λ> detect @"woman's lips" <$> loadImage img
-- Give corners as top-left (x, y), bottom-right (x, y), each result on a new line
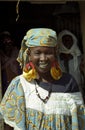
top-left (39, 63), bottom-right (49, 69)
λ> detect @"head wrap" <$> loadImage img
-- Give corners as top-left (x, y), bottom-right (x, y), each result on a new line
top-left (17, 28), bottom-right (57, 68)
top-left (57, 30), bottom-right (81, 71)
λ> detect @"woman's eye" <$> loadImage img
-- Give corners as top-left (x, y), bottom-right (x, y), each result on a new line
top-left (33, 51), bottom-right (40, 55)
top-left (46, 52), bottom-right (53, 55)
top-left (31, 50), bottom-right (54, 56)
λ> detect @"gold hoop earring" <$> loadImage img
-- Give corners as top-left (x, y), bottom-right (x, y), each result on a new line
top-left (23, 62), bottom-right (38, 81)
top-left (50, 61), bottom-right (62, 80)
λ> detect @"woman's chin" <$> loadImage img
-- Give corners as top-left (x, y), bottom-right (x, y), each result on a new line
top-left (38, 67), bottom-right (50, 74)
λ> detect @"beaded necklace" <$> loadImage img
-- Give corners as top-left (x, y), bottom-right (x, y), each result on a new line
top-left (35, 81), bottom-right (52, 104)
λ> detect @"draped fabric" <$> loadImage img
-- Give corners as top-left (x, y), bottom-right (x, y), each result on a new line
top-left (57, 30), bottom-right (83, 91)
top-left (57, 30), bottom-right (81, 71)
top-left (0, 75), bottom-right (85, 130)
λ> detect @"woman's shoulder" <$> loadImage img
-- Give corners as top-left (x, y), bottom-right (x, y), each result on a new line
top-left (10, 75), bottom-right (21, 84)
top-left (62, 72), bottom-right (78, 84)
top-left (5, 75), bottom-right (23, 94)
top-left (61, 72), bottom-right (79, 92)
top-left (61, 72), bottom-right (75, 81)
top-left (1, 75), bottom-right (24, 101)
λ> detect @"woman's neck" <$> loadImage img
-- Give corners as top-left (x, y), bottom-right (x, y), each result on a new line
top-left (38, 73), bottom-right (55, 83)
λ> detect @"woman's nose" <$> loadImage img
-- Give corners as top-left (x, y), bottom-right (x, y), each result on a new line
top-left (40, 53), bottom-right (47, 61)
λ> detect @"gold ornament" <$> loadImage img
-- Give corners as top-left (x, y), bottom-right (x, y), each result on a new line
top-left (50, 61), bottom-right (62, 80)
top-left (23, 62), bottom-right (38, 81)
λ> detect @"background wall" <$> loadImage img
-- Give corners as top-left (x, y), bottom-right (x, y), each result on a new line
top-left (0, 1), bottom-right (83, 52)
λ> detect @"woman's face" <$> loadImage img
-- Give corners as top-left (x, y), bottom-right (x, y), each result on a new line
top-left (29, 46), bottom-right (56, 74)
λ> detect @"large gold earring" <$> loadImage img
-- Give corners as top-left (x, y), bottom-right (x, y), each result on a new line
top-left (23, 62), bottom-right (38, 81)
top-left (50, 61), bottom-right (62, 80)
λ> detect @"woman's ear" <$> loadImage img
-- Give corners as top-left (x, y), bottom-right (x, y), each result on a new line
top-left (27, 48), bottom-right (31, 55)
top-left (27, 48), bottom-right (31, 61)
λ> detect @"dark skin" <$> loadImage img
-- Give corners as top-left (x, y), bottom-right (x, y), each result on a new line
top-left (2, 37), bottom-right (14, 57)
top-left (62, 34), bottom-right (73, 49)
top-left (29, 46), bottom-right (57, 83)
top-left (60, 35), bottom-right (73, 62)
top-left (60, 53), bottom-right (73, 61)
top-left (4, 123), bottom-right (13, 130)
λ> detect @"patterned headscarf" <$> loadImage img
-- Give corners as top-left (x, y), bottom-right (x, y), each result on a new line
top-left (17, 28), bottom-right (57, 68)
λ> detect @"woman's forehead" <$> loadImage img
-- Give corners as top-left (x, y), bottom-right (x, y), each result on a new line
top-left (30, 46), bottom-right (55, 50)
